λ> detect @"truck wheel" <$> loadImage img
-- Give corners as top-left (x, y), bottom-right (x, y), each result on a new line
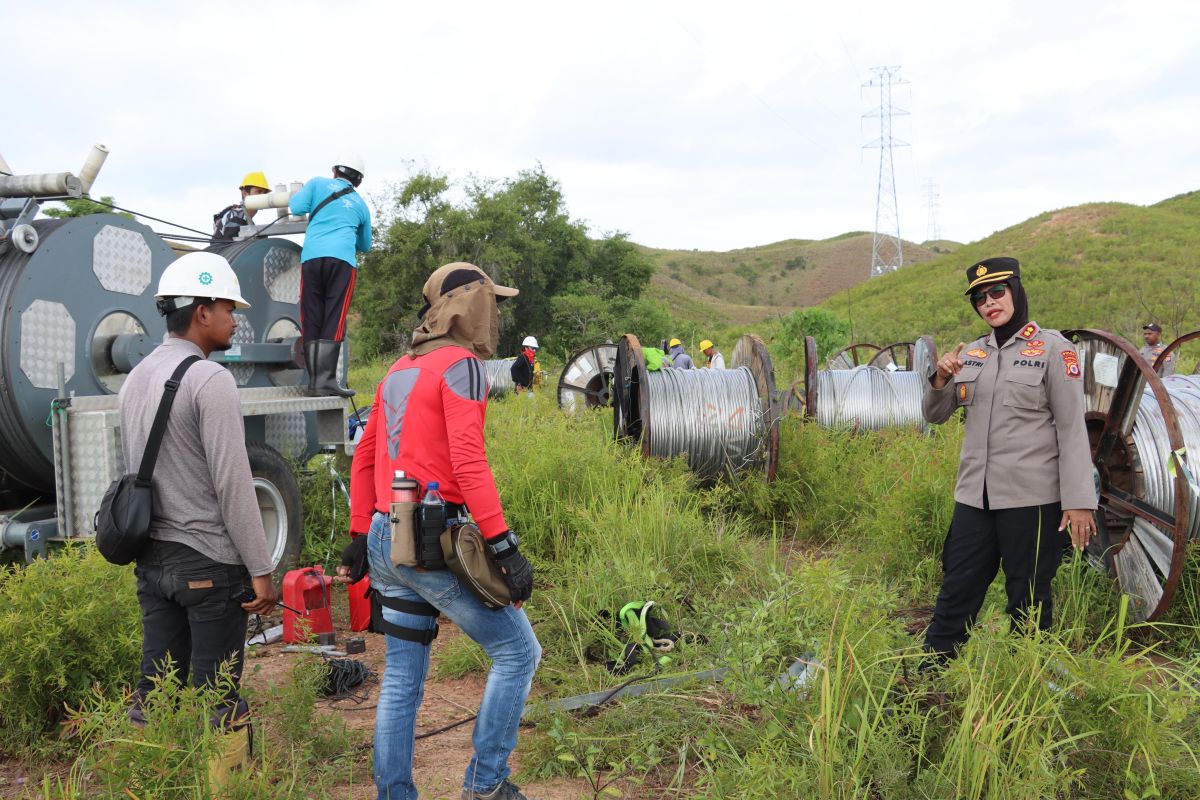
top-left (246, 442), bottom-right (303, 583)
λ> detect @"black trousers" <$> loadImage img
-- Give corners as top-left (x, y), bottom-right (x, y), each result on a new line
top-left (300, 256), bottom-right (357, 343)
top-left (133, 539), bottom-right (252, 704)
top-left (924, 501), bottom-right (1068, 658)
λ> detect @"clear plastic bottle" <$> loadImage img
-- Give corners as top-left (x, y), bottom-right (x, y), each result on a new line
top-left (419, 482), bottom-right (447, 569)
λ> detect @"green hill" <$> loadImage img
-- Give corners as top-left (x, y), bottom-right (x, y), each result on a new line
top-left (818, 192), bottom-right (1200, 353)
top-left (640, 233), bottom-right (949, 330)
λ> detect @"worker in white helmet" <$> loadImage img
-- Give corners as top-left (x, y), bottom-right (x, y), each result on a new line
top-left (120, 251), bottom-right (279, 785)
top-left (510, 335), bottom-right (540, 392)
top-left (212, 171), bottom-right (271, 241)
top-left (288, 156), bottom-right (373, 397)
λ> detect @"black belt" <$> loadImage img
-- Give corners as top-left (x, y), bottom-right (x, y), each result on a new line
top-left (371, 591), bottom-right (440, 645)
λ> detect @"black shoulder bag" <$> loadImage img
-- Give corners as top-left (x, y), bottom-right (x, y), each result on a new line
top-left (95, 355), bottom-right (201, 565)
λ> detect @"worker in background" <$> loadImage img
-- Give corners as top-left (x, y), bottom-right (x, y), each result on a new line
top-left (510, 335), bottom-right (540, 393)
top-left (341, 262), bottom-right (539, 800)
top-left (289, 156), bottom-right (372, 397)
top-left (921, 257), bottom-right (1096, 662)
top-left (699, 339), bottom-right (725, 369)
top-left (666, 338), bottom-right (694, 369)
top-left (1139, 323), bottom-right (1175, 377)
top-left (212, 171), bottom-right (271, 241)
top-left (121, 252), bottom-right (278, 782)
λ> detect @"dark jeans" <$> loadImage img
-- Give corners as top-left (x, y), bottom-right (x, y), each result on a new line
top-left (133, 539), bottom-right (252, 705)
top-left (300, 256), bottom-right (357, 343)
top-left (924, 501), bottom-right (1068, 658)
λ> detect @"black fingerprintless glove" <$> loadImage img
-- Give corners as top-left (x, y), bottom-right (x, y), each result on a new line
top-left (494, 548), bottom-right (533, 603)
top-left (341, 535), bottom-right (369, 583)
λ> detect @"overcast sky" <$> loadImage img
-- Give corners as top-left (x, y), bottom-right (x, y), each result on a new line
top-left (6, 0), bottom-right (1198, 253)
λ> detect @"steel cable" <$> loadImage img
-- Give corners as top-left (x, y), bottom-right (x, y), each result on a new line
top-left (485, 358), bottom-right (516, 398)
top-left (814, 366), bottom-right (928, 432)
top-left (642, 367), bottom-right (765, 479)
top-left (1132, 374), bottom-right (1200, 541)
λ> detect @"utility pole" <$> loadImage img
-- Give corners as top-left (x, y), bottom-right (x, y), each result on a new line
top-left (863, 66), bottom-right (908, 277)
top-left (924, 179), bottom-right (941, 243)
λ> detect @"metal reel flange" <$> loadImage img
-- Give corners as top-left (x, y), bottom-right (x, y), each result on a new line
top-left (1156, 329), bottom-right (1200, 374)
top-left (1067, 328), bottom-right (1189, 622)
top-left (803, 335), bottom-right (819, 420)
top-left (731, 333), bottom-right (781, 481)
top-left (558, 342), bottom-right (618, 413)
top-left (613, 334), bottom-right (648, 449)
top-left (868, 341), bottom-right (916, 371)
top-left (827, 342), bottom-right (882, 370)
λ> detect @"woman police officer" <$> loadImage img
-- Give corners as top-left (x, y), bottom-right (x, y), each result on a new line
top-left (921, 256), bottom-right (1097, 660)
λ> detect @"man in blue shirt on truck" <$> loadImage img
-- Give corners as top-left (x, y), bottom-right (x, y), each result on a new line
top-left (289, 156), bottom-right (372, 397)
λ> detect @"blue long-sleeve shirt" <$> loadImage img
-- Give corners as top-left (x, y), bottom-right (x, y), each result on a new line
top-left (289, 176), bottom-right (372, 267)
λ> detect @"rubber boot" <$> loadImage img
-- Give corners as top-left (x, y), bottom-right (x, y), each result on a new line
top-left (311, 340), bottom-right (355, 397)
top-left (208, 723), bottom-right (252, 794)
top-left (304, 339), bottom-right (319, 394)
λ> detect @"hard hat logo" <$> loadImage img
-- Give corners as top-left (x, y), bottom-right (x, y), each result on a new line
top-left (199, 272), bottom-right (213, 286)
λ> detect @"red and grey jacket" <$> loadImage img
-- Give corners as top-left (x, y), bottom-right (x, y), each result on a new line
top-left (349, 345), bottom-right (507, 537)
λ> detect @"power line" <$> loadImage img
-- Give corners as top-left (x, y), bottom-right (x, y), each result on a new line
top-left (862, 66), bottom-right (908, 278)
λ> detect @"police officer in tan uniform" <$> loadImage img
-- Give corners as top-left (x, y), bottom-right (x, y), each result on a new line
top-left (922, 256), bottom-right (1097, 659)
top-left (1139, 323), bottom-right (1175, 377)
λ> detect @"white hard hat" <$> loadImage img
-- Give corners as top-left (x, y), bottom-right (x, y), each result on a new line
top-left (334, 155), bottom-right (365, 177)
top-left (155, 251), bottom-right (250, 310)
top-left (522, 336), bottom-right (539, 349)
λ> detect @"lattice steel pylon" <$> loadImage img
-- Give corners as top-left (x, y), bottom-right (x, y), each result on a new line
top-left (924, 179), bottom-right (941, 243)
top-left (863, 66), bottom-right (909, 277)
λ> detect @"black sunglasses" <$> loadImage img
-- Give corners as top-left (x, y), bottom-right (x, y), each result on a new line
top-left (970, 284), bottom-right (1008, 306)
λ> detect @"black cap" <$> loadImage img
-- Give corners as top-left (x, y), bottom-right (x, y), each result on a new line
top-left (1143, 322), bottom-right (1162, 332)
top-left (964, 257), bottom-right (1021, 294)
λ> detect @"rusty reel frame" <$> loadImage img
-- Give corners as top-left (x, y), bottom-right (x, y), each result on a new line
top-left (868, 341), bottom-right (917, 371)
top-left (1156, 329), bottom-right (1200, 375)
top-left (557, 342), bottom-right (618, 413)
top-left (1068, 329), bottom-right (1189, 622)
top-left (826, 342), bottom-right (882, 370)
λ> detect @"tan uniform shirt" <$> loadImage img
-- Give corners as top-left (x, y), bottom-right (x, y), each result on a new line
top-left (923, 322), bottom-right (1097, 511)
top-left (1138, 343), bottom-right (1175, 377)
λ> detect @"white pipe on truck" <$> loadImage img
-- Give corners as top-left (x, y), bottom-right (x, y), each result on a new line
top-left (244, 189), bottom-right (295, 212)
top-left (0, 173), bottom-right (82, 198)
top-left (78, 144), bottom-right (109, 194)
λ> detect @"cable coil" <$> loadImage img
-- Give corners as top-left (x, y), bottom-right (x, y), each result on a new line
top-left (1132, 374), bottom-right (1200, 541)
top-left (614, 334), bottom-right (779, 481)
top-left (804, 336), bottom-right (936, 431)
top-left (484, 358), bottom-right (516, 398)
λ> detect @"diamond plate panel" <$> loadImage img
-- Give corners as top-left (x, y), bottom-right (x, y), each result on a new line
top-left (93, 225), bottom-right (152, 295)
top-left (263, 246), bottom-right (301, 303)
top-left (228, 314), bottom-right (256, 385)
top-left (265, 411), bottom-right (308, 458)
top-left (20, 300), bottom-right (75, 388)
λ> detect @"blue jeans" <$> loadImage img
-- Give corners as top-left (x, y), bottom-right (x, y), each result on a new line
top-left (367, 511), bottom-right (541, 799)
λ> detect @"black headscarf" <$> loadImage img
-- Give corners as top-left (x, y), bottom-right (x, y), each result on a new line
top-left (974, 277), bottom-right (1029, 347)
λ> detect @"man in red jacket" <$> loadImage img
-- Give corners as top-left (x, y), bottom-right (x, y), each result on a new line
top-left (340, 262), bottom-right (540, 800)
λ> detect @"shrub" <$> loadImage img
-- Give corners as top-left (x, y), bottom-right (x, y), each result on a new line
top-left (0, 545), bottom-right (140, 754)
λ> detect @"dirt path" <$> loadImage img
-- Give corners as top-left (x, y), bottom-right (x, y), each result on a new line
top-left (244, 615), bottom-right (616, 800)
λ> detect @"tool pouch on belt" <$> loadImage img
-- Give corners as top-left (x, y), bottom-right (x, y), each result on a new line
top-left (389, 502), bottom-right (419, 567)
top-left (441, 523), bottom-right (512, 609)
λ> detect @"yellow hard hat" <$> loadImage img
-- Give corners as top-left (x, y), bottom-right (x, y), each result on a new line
top-left (669, 338), bottom-right (682, 348)
top-left (240, 171), bottom-right (270, 191)
top-left (699, 339), bottom-right (714, 351)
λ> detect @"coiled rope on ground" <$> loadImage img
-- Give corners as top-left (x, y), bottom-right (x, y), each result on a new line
top-left (642, 366), bottom-right (765, 479)
top-left (1132, 374), bottom-right (1200, 541)
top-left (814, 367), bottom-right (929, 432)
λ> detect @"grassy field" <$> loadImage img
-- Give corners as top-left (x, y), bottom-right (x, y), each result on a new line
top-left (6, 356), bottom-right (1199, 798)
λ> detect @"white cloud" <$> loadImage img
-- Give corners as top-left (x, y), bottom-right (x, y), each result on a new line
top-left (5, 0), bottom-right (1200, 254)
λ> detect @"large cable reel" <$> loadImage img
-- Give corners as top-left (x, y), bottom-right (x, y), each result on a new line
top-left (558, 342), bottom-right (617, 413)
top-left (1068, 329), bottom-right (1191, 622)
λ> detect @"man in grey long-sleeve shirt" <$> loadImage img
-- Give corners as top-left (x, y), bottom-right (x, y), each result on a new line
top-left (119, 251), bottom-right (277, 728)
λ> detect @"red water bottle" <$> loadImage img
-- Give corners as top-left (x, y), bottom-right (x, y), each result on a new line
top-left (392, 470), bottom-right (418, 505)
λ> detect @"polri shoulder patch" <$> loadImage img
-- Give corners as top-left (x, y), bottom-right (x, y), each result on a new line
top-left (1061, 349), bottom-right (1081, 379)
top-left (1019, 323), bottom-right (1039, 340)
top-left (445, 356), bottom-right (487, 402)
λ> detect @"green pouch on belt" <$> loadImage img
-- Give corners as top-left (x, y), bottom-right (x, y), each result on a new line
top-left (441, 523), bottom-right (512, 609)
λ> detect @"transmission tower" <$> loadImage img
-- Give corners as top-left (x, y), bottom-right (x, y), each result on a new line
top-left (863, 66), bottom-right (908, 277)
top-left (924, 179), bottom-right (941, 243)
